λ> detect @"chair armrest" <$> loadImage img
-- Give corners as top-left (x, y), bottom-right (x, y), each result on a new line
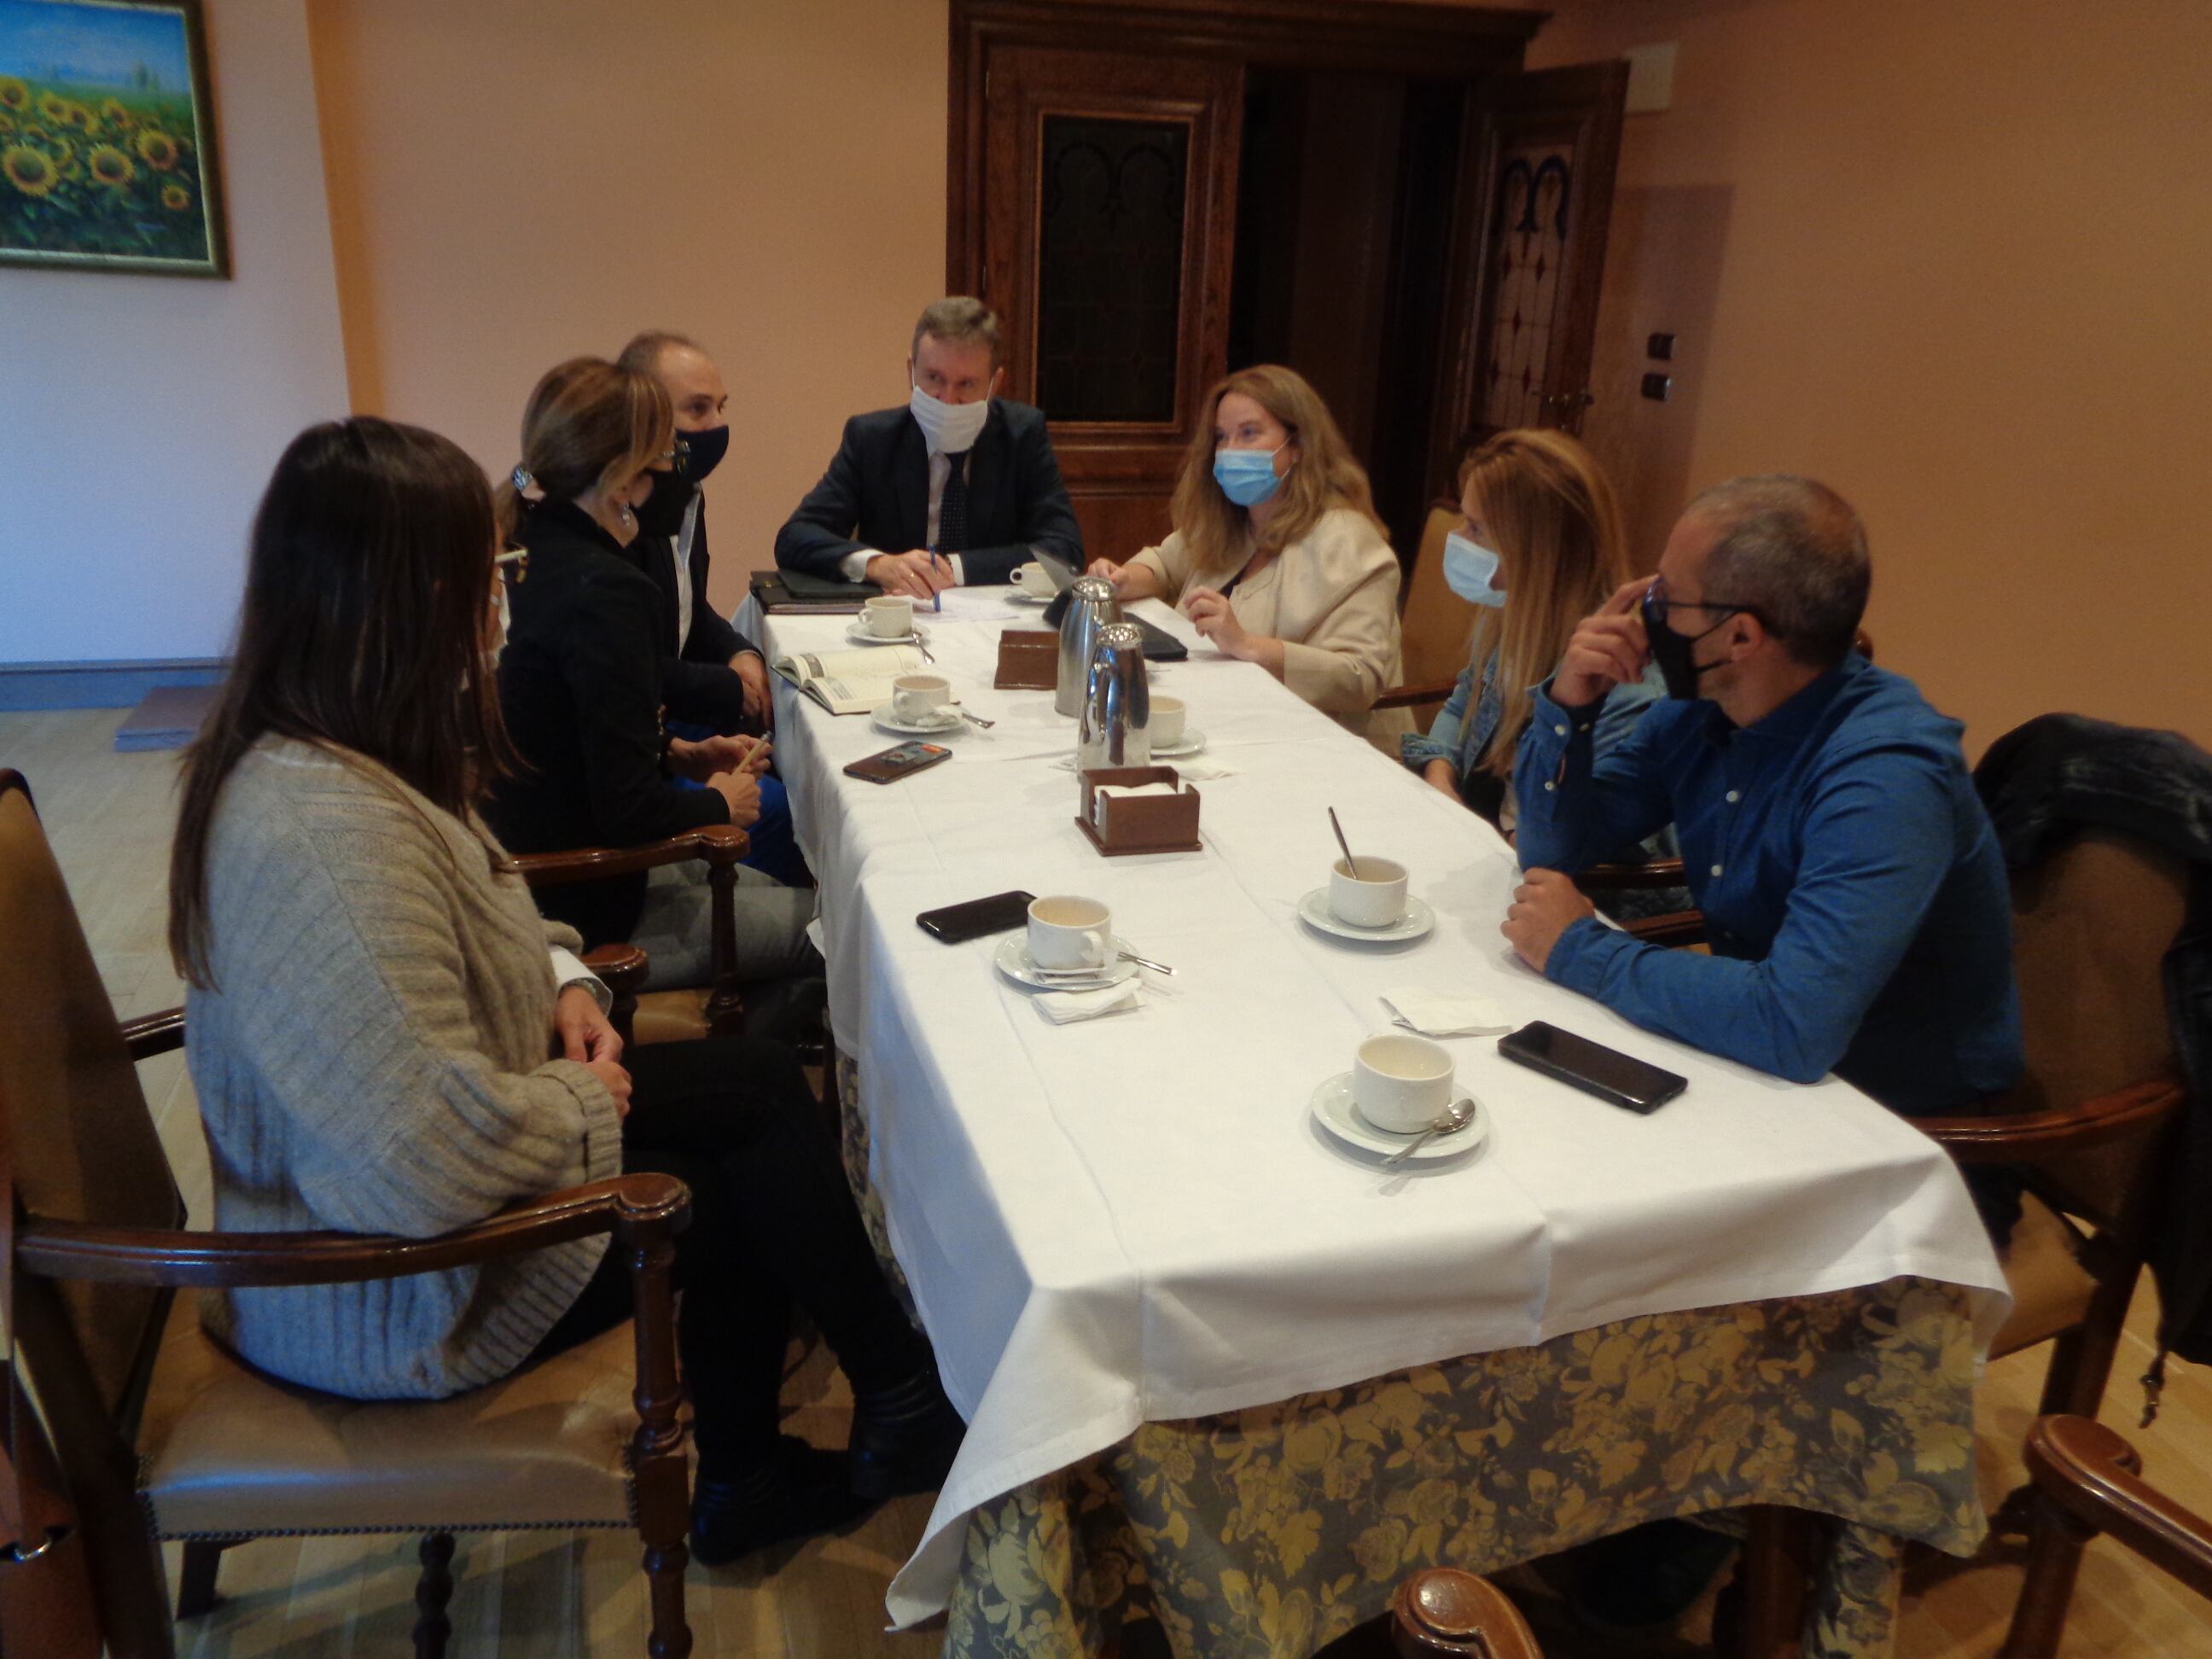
top-left (2024, 1415), bottom-right (2212, 1600)
top-left (513, 823), bottom-right (751, 889)
top-left (1620, 910), bottom-right (1708, 947)
top-left (1372, 679), bottom-right (1461, 713)
top-left (119, 1008), bottom-right (186, 1061)
top-left (1576, 857), bottom-right (1688, 892)
top-left (16, 1173), bottom-right (690, 1290)
top-left (1915, 1075), bottom-right (2185, 1164)
top-left (1388, 1566), bottom-right (1541, 1656)
top-left (580, 942), bottom-right (649, 998)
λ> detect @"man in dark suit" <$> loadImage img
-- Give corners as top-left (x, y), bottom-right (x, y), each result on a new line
top-left (619, 329), bottom-right (804, 885)
top-left (774, 296), bottom-right (1083, 596)
top-left (616, 329), bottom-right (771, 734)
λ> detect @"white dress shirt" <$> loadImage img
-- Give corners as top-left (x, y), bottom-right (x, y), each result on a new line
top-left (837, 445), bottom-right (971, 585)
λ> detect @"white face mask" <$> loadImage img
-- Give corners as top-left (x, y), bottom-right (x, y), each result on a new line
top-left (910, 382), bottom-right (991, 454)
top-left (1442, 532), bottom-right (1507, 608)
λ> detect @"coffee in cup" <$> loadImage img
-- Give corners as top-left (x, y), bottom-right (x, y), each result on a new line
top-left (1329, 855), bottom-right (1408, 928)
top-left (891, 673), bottom-right (952, 724)
top-left (1027, 895), bottom-right (1111, 972)
top-left (1352, 1033), bottom-right (1455, 1132)
top-left (1150, 695), bottom-right (1186, 747)
top-left (865, 593), bottom-right (915, 638)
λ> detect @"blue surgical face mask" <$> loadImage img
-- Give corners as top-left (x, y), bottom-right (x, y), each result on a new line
top-left (1213, 442), bottom-right (1288, 508)
top-left (1442, 532), bottom-right (1506, 608)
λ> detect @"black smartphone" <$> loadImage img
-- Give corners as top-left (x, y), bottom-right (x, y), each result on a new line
top-left (843, 742), bottom-right (953, 785)
top-left (917, 889), bottom-right (1037, 944)
top-left (1497, 1021), bottom-right (1688, 1115)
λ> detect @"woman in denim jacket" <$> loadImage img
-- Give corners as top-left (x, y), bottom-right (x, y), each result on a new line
top-left (1401, 431), bottom-right (1669, 858)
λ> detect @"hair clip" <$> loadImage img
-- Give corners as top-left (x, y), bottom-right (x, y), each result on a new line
top-left (510, 464), bottom-right (537, 493)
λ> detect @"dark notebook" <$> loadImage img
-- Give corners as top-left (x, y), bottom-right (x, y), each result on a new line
top-left (749, 569), bottom-right (885, 614)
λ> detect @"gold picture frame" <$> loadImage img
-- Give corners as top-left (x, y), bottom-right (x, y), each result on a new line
top-left (0, 0), bottom-right (229, 277)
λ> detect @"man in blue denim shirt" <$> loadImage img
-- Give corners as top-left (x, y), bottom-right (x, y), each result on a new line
top-left (1504, 475), bottom-right (2022, 1120)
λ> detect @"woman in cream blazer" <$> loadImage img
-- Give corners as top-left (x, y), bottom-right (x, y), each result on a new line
top-left (1091, 364), bottom-right (1405, 739)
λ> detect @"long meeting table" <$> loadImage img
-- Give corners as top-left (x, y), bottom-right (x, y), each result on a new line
top-left (736, 586), bottom-right (2011, 1655)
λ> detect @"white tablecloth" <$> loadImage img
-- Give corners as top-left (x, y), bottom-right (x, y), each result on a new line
top-left (736, 588), bottom-right (2011, 1627)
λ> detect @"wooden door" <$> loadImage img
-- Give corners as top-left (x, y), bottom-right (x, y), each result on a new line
top-left (1435, 62), bottom-right (1627, 481)
top-left (968, 45), bottom-right (1243, 563)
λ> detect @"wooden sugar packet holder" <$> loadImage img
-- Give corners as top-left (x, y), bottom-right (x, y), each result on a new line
top-left (995, 628), bottom-right (1058, 690)
top-left (1076, 765), bottom-right (1203, 857)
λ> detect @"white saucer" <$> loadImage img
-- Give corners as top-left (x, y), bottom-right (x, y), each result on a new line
top-left (993, 932), bottom-right (1138, 992)
top-left (844, 620), bottom-right (933, 648)
top-left (1310, 1074), bottom-right (1487, 1165)
top-left (1296, 889), bottom-right (1436, 944)
top-left (1150, 729), bottom-right (1207, 759)
top-left (872, 707), bottom-right (964, 737)
top-left (1007, 588), bottom-right (1053, 605)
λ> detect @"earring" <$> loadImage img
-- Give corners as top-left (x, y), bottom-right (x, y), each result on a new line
top-left (618, 505), bottom-right (637, 532)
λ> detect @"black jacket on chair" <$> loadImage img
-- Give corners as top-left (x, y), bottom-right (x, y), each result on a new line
top-left (626, 504), bottom-right (760, 736)
top-left (487, 500), bottom-right (728, 947)
top-left (772, 399), bottom-right (1083, 586)
top-left (1976, 713), bottom-right (2212, 1368)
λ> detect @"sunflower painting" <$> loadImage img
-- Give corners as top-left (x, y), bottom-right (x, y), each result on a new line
top-left (0, 0), bottom-right (226, 276)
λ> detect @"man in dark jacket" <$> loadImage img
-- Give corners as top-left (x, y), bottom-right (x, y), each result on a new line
top-left (619, 329), bottom-right (805, 885)
top-left (774, 296), bottom-right (1083, 596)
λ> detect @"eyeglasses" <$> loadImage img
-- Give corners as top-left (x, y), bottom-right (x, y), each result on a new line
top-left (1643, 574), bottom-right (1761, 631)
top-left (495, 548), bottom-right (528, 588)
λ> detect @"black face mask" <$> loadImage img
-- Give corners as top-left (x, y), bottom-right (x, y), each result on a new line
top-left (631, 469), bottom-right (694, 540)
top-left (1640, 590), bottom-right (1738, 701)
top-left (677, 422), bottom-right (730, 485)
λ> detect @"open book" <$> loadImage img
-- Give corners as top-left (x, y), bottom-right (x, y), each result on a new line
top-left (771, 645), bottom-right (928, 714)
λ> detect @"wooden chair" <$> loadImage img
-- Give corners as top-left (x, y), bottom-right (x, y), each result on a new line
top-left (0, 771), bottom-right (695, 1657)
top-left (1316, 1565), bottom-right (1544, 1656)
top-left (1377, 503), bottom-right (1476, 730)
top-left (1726, 826), bottom-right (2191, 1656)
top-left (514, 821), bottom-right (752, 1045)
top-left (1998, 1414), bottom-right (2212, 1657)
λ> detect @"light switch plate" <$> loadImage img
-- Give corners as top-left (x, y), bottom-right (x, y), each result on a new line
top-left (1625, 43), bottom-right (1676, 114)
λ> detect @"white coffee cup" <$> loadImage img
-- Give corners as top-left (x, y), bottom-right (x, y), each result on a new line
top-left (1027, 895), bottom-right (1111, 972)
top-left (1329, 855), bottom-right (1408, 928)
top-left (1150, 695), bottom-right (1186, 747)
top-left (891, 673), bottom-right (952, 723)
top-left (865, 593), bottom-right (915, 637)
top-left (1013, 562), bottom-right (1056, 598)
top-left (1352, 1033), bottom-right (1456, 1132)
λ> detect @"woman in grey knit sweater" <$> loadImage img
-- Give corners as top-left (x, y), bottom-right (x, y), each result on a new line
top-left (169, 417), bottom-right (961, 1566)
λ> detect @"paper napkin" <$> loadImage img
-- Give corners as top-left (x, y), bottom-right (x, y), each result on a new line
top-left (1035, 982), bottom-right (1144, 1024)
top-left (1380, 987), bottom-right (1513, 1038)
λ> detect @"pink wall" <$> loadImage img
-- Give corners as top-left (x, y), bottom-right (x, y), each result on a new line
top-left (307, 0), bottom-right (950, 617)
top-left (1527, 0), bottom-right (2212, 751)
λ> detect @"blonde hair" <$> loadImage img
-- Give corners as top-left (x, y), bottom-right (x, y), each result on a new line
top-left (1458, 428), bottom-right (1628, 778)
top-left (1171, 364), bottom-right (1382, 579)
top-left (495, 356), bottom-right (672, 541)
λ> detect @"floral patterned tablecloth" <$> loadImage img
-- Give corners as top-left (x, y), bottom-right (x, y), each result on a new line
top-left (835, 1057), bottom-right (1982, 1659)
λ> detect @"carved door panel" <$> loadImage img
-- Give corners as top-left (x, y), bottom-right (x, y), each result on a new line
top-left (1438, 61), bottom-right (1627, 474)
top-left (974, 47), bottom-right (1243, 562)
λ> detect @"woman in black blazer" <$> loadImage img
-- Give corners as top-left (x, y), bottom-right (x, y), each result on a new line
top-left (487, 358), bottom-right (814, 994)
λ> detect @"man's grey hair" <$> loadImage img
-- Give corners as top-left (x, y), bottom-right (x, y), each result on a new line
top-left (614, 330), bottom-right (701, 377)
top-left (1686, 474), bottom-right (1871, 667)
top-left (911, 296), bottom-right (1002, 368)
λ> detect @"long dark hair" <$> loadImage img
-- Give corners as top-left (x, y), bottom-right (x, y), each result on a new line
top-left (169, 416), bottom-right (515, 986)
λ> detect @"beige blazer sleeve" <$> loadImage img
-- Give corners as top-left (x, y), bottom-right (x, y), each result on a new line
top-left (1125, 529), bottom-right (1195, 603)
top-left (1260, 509), bottom-right (1404, 718)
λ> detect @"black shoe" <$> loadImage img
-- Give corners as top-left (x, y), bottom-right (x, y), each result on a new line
top-left (690, 1436), bottom-right (868, 1567)
top-left (849, 1362), bottom-right (966, 1501)
top-left (739, 974), bottom-right (829, 1050)
top-left (1564, 1518), bottom-right (1738, 1636)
